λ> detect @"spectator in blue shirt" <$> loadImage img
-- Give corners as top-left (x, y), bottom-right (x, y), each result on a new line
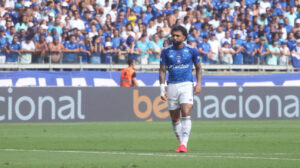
top-left (232, 38), bottom-right (244, 65)
top-left (245, 0), bottom-right (256, 8)
top-left (131, 0), bottom-right (143, 16)
top-left (112, 29), bottom-right (122, 50)
top-left (243, 35), bottom-right (257, 64)
top-left (192, 12), bottom-right (202, 30)
top-left (286, 32), bottom-right (296, 51)
top-left (198, 35), bottom-right (212, 64)
top-left (255, 37), bottom-right (269, 65)
top-left (103, 42), bottom-right (114, 64)
top-left (63, 35), bottom-right (80, 63)
top-left (188, 28), bottom-right (199, 44)
top-left (72, 28), bottom-right (84, 43)
top-left (199, 23), bottom-right (210, 40)
top-left (144, 5), bottom-right (154, 24)
top-left (114, 10), bottom-right (128, 31)
top-left (221, 7), bottom-right (234, 22)
top-left (234, 33), bottom-right (244, 46)
top-left (163, 2), bottom-right (173, 16)
top-left (0, 27), bottom-right (7, 63)
top-left (284, 17), bottom-right (293, 33)
top-left (248, 24), bottom-right (259, 39)
top-left (79, 34), bottom-right (91, 64)
top-left (126, 36), bottom-right (139, 61)
top-left (82, 11), bottom-right (92, 26)
top-left (279, 0), bottom-right (287, 9)
top-left (273, 2), bottom-right (283, 16)
top-left (6, 35), bottom-right (20, 63)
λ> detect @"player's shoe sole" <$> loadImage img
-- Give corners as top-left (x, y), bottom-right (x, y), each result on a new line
top-left (175, 144), bottom-right (187, 153)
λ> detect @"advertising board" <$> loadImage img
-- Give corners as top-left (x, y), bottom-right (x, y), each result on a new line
top-left (0, 87), bottom-right (299, 122)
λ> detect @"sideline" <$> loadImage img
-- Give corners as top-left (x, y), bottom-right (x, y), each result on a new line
top-left (0, 148), bottom-right (300, 161)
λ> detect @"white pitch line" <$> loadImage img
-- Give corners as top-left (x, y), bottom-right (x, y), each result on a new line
top-left (1, 149), bottom-right (300, 161)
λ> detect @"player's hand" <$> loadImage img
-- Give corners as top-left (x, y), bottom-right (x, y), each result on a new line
top-left (161, 91), bottom-right (168, 101)
top-left (194, 83), bottom-right (202, 94)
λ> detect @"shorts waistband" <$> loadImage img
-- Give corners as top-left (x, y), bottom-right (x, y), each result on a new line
top-left (168, 81), bottom-right (193, 86)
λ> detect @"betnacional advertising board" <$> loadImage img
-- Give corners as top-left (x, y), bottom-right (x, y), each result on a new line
top-left (0, 87), bottom-right (299, 122)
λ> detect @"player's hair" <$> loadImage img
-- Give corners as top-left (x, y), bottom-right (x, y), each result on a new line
top-left (171, 25), bottom-right (188, 39)
top-left (128, 59), bottom-right (135, 66)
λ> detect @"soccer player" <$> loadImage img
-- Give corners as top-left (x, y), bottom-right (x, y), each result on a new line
top-left (159, 25), bottom-right (202, 153)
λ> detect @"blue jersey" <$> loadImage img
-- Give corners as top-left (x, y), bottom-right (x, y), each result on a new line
top-left (112, 37), bottom-right (121, 49)
top-left (255, 43), bottom-right (268, 62)
top-left (7, 42), bottom-right (21, 62)
top-left (132, 6), bottom-right (143, 15)
top-left (243, 41), bottom-right (256, 64)
top-left (160, 44), bottom-right (201, 84)
top-left (63, 41), bottom-right (79, 63)
top-left (0, 36), bottom-right (7, 56)
top-left (102, 51), bottom-right (112, 64)
top-left (197, 42), bottom-right (211, 64)
top-left (287, 40), bottom-right (296, 51)
top-left (79, 43), bottom-right (90, 63)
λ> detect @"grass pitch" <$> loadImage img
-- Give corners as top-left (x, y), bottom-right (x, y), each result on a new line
top-left (0, 120), bottom-right (300, 168)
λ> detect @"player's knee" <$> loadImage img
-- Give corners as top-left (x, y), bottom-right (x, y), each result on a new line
top-left (169, 109), bottom-right (181, 122)
top-left (181, 104), bottom-right (193, 116)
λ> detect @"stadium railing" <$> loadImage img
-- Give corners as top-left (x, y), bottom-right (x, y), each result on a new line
top-left (1, 52), bottom-right (298, 72)
top-left (0, 62), bottom-right (298, 72)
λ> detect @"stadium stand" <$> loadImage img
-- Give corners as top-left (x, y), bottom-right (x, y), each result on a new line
top-left (0, 0), bottom-right (299, 71)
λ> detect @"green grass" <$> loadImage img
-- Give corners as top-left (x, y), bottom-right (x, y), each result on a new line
top-left (1, 121), bottom-right (300, 168)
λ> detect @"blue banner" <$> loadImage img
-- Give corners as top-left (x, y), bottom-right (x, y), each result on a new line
top-left (0, 70), bottom-right (300, 86)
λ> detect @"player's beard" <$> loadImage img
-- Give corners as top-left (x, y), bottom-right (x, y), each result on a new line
top-left (173, 41), bottom-right (182, 47)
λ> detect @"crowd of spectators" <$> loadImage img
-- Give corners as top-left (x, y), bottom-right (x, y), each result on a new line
top-left (0, 0), bottom-right (299, 67)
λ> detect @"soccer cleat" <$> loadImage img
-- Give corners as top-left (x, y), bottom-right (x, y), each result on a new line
top-left (175, 144), bottom-right (187, 153)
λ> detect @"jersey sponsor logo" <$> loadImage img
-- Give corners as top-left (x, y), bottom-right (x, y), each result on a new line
top-left (168, 64), bottom-right (189, 69)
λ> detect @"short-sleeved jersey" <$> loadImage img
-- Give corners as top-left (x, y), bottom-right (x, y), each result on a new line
top-left (197, 42), bottom-right (211, 64)
top-left (0, 36), bottom-right (7, 51)
top-left (79, 43), bottom-right (90, 63)
top-left (63, 41), bottom-right (79, 62)
top-left (243, 41), bottom-right (256, 64)
top-left (7, 42), bottom-right (21, 62)
top-left (160, 44), bottom-right (201, 84)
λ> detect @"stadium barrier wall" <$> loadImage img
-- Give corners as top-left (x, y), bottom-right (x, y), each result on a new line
top-left (0, 87), bottom-right (299, 122)
top-left (1, 70), bottom-right (300, 87)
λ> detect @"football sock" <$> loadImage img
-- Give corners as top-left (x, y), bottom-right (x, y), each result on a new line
top-left (181, 116), bottom-right (192, 147)
top-left (172, 121), bottom-right (182, 144)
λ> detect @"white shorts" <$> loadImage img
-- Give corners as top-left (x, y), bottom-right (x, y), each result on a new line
top-left (167, 82), bottom-right (194, 110)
